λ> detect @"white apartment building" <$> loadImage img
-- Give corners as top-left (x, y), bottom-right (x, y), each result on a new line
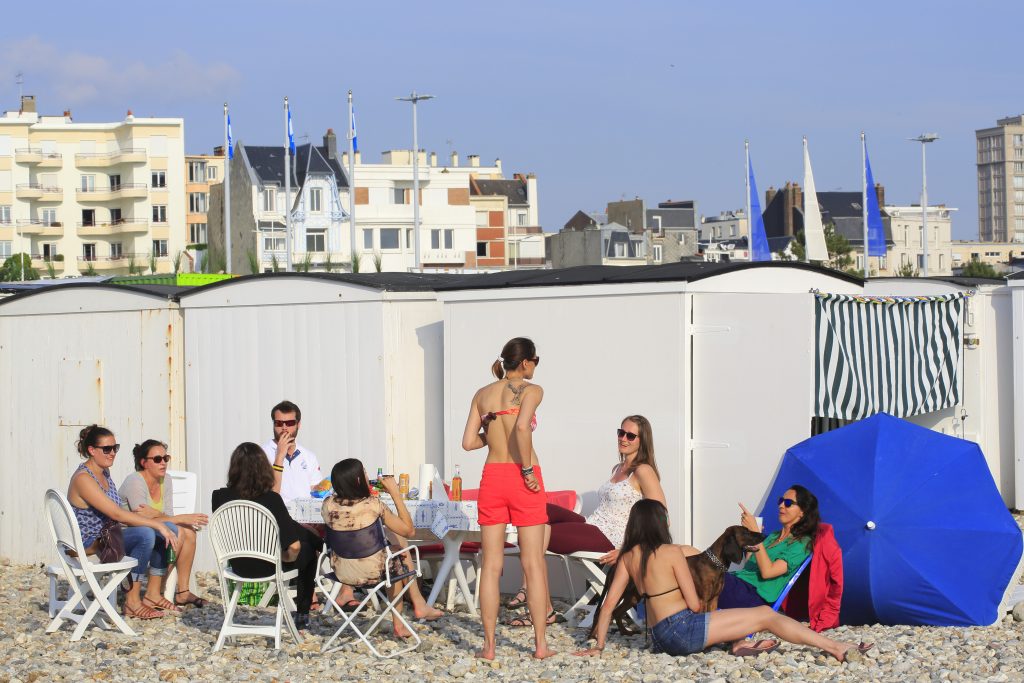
top-left (882, 204), bottom-right (955, 276)
top-left (0, 96), bottom-right (185, 277)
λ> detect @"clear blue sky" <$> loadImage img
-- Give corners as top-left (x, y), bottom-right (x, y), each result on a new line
top-left (2, 1), bottom-right (1017, 239)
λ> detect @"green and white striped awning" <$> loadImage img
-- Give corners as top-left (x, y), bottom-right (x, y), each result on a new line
top-left (813, 291), bottom-right (969, 420)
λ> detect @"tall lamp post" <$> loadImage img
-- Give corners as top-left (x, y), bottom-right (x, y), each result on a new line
top-left (910, 133), bottom-right (939, 276)
top-left (397, 91), bottom-right (434, 271)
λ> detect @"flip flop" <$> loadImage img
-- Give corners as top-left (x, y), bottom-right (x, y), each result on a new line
top-left (505, 588), bottom-right (528, 610)
top-left (124, 603), bottom-right (165, 620)
top-left (732, 639), bottom-right (780, 657)
top-left (507, 609), bottom-right (566, 627)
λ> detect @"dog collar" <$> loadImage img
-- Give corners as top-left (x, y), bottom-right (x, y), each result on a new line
top-left (703, 549), bottom-right (727, 571)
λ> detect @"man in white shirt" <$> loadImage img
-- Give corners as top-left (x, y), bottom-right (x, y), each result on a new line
top-left (261, 400), bottom-right (323, 504)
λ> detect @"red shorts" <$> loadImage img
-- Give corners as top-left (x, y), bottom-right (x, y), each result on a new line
top-left (477, 463), bottom-right (548, 527)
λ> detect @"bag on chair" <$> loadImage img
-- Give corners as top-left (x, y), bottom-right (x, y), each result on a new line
top-left (96, 519), bottom-right (133, 590)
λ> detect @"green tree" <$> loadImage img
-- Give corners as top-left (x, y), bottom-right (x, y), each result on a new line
top-left (84, 261), bottom-right (98, 276)
top-left (0, 254), bottom-right (40, 281)
top-left (270, 254), bottom-right (281, 273)
top-left (172, 251), bottom-right (183, 274)
top-left (323, 252), bottom-right (335, 273)
top-left (372, 251), bottom-right (383, 272)
top-left (246, 250), bottom-right (260, 274)
top-left (350, 252), bottom-right (362, 273)
top-left (895, 261), bottom-right (919, 278)
top-left (46, 261), bottom-right (57, 279)
top-left (960, 259), bottom-right (1001, 279)
top-left (128, 255), bottom-right (141, 275)
top-left (149, 253), bottom-right (158, 274)
top-left (788, 222), bottom-right (855, 273)
top-left (296, 251), bottom-right (313, 273)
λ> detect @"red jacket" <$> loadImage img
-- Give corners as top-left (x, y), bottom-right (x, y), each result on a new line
top-left (781, 522), bottom-right (843, 631)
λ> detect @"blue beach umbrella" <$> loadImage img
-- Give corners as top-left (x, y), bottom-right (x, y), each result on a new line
top-left (762, 413), bottom-right (1023, 626)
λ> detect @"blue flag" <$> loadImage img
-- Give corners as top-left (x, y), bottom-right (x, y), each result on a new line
top-left (287, 107), bottom-right (296, 154)
top-left (748, 156), bottom-right (771, 262)
top-left (864, 146), bottom-right (886, 257)
top-left (351, 106), bottom-right (358, 153)
top-left (227, 113), bottom-right (233, 160)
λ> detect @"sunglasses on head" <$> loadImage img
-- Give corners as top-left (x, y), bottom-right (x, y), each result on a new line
top-left (147, 455), bottom-right (172, 464)
top-left (274, 419), bottom-right (298, 428)
top-left (778, 497), bottom-right (798, 508)
top-left (616, 428), bottom-right (639, 442)
top-left (95, 444), bottom-right (121, 455)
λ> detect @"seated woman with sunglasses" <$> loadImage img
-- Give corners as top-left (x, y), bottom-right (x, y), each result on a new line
top-left (504, 415), bottom-right (666, 622)
top-left (576, 499), bottom-right (870, 661)
top-left (66, 425), bottom-right (181, 620)
top-left (118, 440), bottom-right (209, 612)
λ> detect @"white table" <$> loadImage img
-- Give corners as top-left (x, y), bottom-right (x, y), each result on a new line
top-left (287, 496), bottom-right (482, 616)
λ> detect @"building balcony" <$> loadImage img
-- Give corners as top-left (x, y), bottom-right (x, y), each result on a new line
top-left (74, 148), bottom-right (147, 167)
top-left (77, 218), bottom-right (150, 236)
top-left (77, 255), bottom-right (141, 271)
top-left (16, 183), bottom-right (63, 201)
top-left (421, 249), bottom-right (465, 264)
top-left (31, 255), bottom-right (65, 271)
top-left (15, 149), bottom-right (63, 167)
top-left (76, 183), bottom-right (148, 201)
top-left (16, 219), bottom-right (65, 237)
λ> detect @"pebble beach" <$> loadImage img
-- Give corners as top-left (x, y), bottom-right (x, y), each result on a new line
top-left (4, 514), bottom-right (1023, 683)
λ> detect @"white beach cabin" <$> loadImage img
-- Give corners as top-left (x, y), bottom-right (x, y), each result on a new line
top-left (1005, 272), bottom-right (1024, 509)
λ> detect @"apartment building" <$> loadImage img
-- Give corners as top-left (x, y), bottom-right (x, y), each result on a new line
top-left (882, 205), bottom-right (954, 276)
top-left (469, 174), bottom-right (543, 268)
top-left (0, 96), bottom-right (185, 277)
top-left (184, 149), bottom-right (225, 269)
top-left (950, 241), bottom-right (1023, 274)
top-left (976, 115), bottom-right (1024, 242)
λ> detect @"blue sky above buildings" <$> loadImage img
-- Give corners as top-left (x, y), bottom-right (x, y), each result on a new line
top-left (1, 1), bottom-right (1015, 238)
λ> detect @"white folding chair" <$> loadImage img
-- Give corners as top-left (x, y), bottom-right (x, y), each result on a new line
top-left (208, 500), bottom-right (302, 651)
top-left (319, 521), bottom-right (422, 659)
top-left (563, 551), bottom-right (611, 627)
top-left (43, 489), bottom-right (139, 641)
top-left (162, 470), bottom-right (198, 602)
top-left (313, 548), bottom-right (381, 615)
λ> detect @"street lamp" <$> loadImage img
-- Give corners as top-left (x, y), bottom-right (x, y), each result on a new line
top-left (397, 91), bottom-right (434, 271)
top-left (910, 133), bottom-right (939, 276)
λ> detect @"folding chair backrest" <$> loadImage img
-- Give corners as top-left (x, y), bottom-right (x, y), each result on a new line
top-left (325, 520), bottom-right (386, 560)
top-left (44, 489), bottom-right (85, 559)
top-left (167, 470), bottom-right (198, 517)
top-left (771, 553), bottom-right (813, 611)
top-left (209, 500), bottom-right (282, 567)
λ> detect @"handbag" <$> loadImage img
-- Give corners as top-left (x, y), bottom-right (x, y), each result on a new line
top-left (96, 519), bottom-right (133, 590)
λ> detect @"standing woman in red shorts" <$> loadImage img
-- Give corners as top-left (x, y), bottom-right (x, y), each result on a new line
top-left (462, 336), bottom-right (555, 661)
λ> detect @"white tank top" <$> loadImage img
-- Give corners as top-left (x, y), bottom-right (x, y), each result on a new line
top-left (586, 472), bottom-right (642, 547)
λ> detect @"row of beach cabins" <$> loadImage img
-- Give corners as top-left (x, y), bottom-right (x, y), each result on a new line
top-left (1, 261), bottom-right (1022, 587)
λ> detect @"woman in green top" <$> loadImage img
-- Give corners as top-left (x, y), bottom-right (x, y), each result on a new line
top-left (719, 484), bottom-right (818, 611)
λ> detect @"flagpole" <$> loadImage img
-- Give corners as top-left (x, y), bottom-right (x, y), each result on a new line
top-left (862, 132), bottom-right (869, 279)
top-left (347, 90), bottom-right (357, 270)
top-left (744, 140), bottom-right (751, 262)
top-left (803, 136), bottom-right (809, 264)
top-left (284, 96), bottom-right (292, 272)
top-left (223, 103), bottom-right (232, 274)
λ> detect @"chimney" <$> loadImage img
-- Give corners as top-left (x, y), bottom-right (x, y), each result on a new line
top-left (874, 183), bottom-right (885, 208)
top-left (765, 185), bottom-right (778, 208)
top-left (214, 145), bottom-right (225, 157)
top-left (430, 152), bottom-right (437, 167)
top-left (20, 95), bottom-right (36, 113)
top-left (341, 151), bottom-right (349, 166)
top-left (450, 151), bottom-right (459, 167)
top-left (323, 128), bottom-right (338, 159)
top-left (468, 154), bottom-right (480, 168)
top-left (354, 150), bottom-right (361, 164)
top-left (495, 158), bottom-right (501, 171)
top-left (63, 109), bottom-right (72, 120)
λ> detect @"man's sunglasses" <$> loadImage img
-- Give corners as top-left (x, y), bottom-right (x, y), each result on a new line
top-left (616, 429), bottom-right (639, 442)
top-left (147, 455), bottom-right (172, 464)
top-left (95, 444), bottom-right (121, 454)
top-left (778, 497), bottom-right (798, 508)
top-left (274, 419), bottom-right (299, 428)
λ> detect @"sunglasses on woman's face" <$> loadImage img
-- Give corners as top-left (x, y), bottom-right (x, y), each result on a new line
top-left (147, 455), bottom-right (172, 464)
top-left (616, 429), bottom-right (639, 442)
top-left (95, 444), bottom-right (120, 455)
top-left (778, 497), bottom-right (798, 508)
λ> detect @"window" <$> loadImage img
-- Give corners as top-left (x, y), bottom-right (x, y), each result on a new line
top-left (406, 228), bottom-right (413, 249)
top-left (653, 244), bottom-right (663, 262)
top-left (152, 205), bottom-right (167, 223)
top-left (475, 212), bottom-right (488, 227)
top-left (938, 254), bottom-right (944, 271)
top-left (42, 242), bottom-right (58, 260)
top-left (879, 256), bottom-right (887, 271)
top-left (189, 192), bottom-right (208, 213)
top-left (306, 231), bottom-right (325, 252)
top-left (392, 187), bottom-right (408, 205)
top-left (81, 209), bottom-right (95, 227)
top-left (151, 170), bottom-right (166, 188)
top-left (0, 241), bottom-right (10, 258)
top-left (380, 228), bottom-right (400, 249)
top-left (188, 161), bottom-right (207, 183)
top-left (108, 174), bottom-right (121, 190)
top-left (517, 212), bottom-right (527, 227)
top-left (917, 254), bottom-right (924, 269)
top-left (207, 166), bottom-right (218, 181)
top-left (614, 242), bottom-right (626, 257)
top-left (262, 188), bottom-right (276, 212)
top-left (189, 223), bottom-right (207, 244)
top-left (263, 235), bottom-right (285, 251)
top-left (80, 175), bottom-right (95, 191)
top-left (109, 208), bottom-right (122, 224)
top-left (431, 228), bottom-right (454, 250)
top-left (363, 229), bottom-right (373, 250)
top-left (83, 243), bottom-right (97, 261)
top-left (152, 239), bottom-right (168, 257)
top-left (476, 241), bottom-right (488, 257)
top-left (41, 208), bottom-right (57, 225)
top-left (0, 205), bottom-right (10, 224)
top-left (110, 242), bottom-right (123, 259)
top-left (309, 188), bottom-right (322, 213)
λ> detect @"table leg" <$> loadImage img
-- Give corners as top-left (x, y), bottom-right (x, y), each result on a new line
top-left (425, 532), bottom-right (477, 617)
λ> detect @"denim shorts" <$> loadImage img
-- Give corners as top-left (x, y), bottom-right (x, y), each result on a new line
top-left (650, 609), bottom-right (710, 656)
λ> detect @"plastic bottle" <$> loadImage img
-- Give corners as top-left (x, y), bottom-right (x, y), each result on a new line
top-left (451, 464), bottom-right (463, 502)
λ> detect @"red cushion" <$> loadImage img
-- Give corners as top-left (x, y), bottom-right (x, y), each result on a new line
top-left (545, 489), bottom-right (577, 511)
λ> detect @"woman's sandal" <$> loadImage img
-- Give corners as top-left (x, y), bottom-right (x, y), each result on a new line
top-left (732, 639), bottom-right (780, 657)
top-left (174, 590), bottom-right (207, 608)
top-left (507, 609), bottom-right (566, 627)
top-left (124, 603), bottom-right (165, 620)
top-left (505, 588), bottom-right (528, 610)
top-left (143, 596), bottom-right (181, 614)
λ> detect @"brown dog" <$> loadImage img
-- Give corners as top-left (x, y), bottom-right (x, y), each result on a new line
top-left (587, 525), bottom-right (765, 638)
